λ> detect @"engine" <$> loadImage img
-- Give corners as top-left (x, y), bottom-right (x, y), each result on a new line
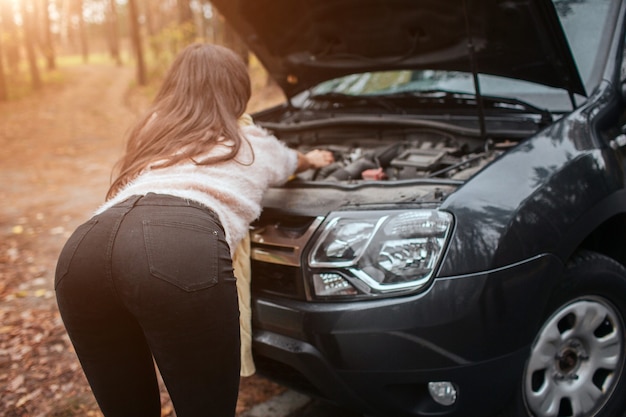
top-left (280, 129), bottom-right (503, 183)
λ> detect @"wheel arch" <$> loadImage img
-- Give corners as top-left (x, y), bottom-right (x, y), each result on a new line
top-left (504, 248), bottom-right (626, 417)
top-left (559, 189), bottom-right (626, 269)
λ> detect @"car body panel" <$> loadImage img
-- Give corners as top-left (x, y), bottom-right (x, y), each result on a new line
top-left (252, 254), bottom-right (562, 416)
top-left (440, 83), bottom-right (626, 275)
top-left (212, 0), bottom-right (626, 415)
top-left (212, 0), bottom-right (585, 97)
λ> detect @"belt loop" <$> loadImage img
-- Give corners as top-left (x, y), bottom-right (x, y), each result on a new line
top-left (116, 195), bottom-right (143, 210)
top-left (129, 195), bottom-right (143, 207)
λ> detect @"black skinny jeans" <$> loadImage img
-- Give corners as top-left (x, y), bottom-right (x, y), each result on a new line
top-left (55, 193), bottom-right (240, 417)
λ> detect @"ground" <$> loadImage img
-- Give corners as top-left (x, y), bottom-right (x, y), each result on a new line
top-left (0, 63), bottom-right (285, 417)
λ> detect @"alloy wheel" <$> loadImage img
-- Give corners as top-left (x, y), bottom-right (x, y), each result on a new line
top-left (524, 297), bottom-right (624, 417)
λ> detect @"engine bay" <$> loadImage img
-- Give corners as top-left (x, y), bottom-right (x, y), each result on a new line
top-left (272, 127), bottom-right (512, 183)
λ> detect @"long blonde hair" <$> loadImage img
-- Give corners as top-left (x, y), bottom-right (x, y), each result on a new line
top-left (106, 43), bottom-right (251, 200)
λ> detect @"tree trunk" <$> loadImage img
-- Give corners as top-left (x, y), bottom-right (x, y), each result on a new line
top-left (107, 0), bottom-right (122, 65)
top-left (21, 0), bottom-right (42, 90)
top-left (0, 1), bottom-right (20, 75)
top-left (128, 0), bottom-right (147, 86)
top-left (178, 0), bottom-right (196, 44)
top-left (142, 0), bottom-right (160, 61)
top-left (75, 0), bottom-right (89, 62)
top-left (41, 0), bottom-right (56, 70)
top-left (0, 30), bottom-right (8, 101)
top-left (142, 0), bottom-right (156, 37)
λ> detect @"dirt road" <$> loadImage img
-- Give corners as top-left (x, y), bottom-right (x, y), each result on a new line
top-left (0, 63), bottom-right (283, 416)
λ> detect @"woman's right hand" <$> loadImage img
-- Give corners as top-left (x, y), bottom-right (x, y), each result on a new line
top-left (295, 149), bottom-right (334, 173)
top-left (305, 149), bottom-right (334, 169)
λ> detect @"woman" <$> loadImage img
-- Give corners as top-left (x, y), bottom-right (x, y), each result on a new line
top-left (55, 43), bottom-right (333, 417)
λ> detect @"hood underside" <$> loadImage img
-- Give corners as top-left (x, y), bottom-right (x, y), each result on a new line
top-left (213, 0), bottom-right (585, 98)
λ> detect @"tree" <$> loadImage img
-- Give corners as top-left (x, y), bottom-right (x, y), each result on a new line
top-left (142, 0), bottom-right (164, 61)
top-left (0, 0), bottom-right (20, 75)
top-left (178, 0), bottom-right (196, 45)
top-left (106, 0), bottom-right (122, 65)
top-left (0, 26), bottom-right (7, 101)
top-left (58, 0), bottom-right (88, 61)
top-left (75, 0), bottom-right (89, 62)
top-left (21, 0), bottom-right (42, 90)
top-left (128, 0), bottom-right (147, 85)
top-left (40, 0), bottom-right (56, 70)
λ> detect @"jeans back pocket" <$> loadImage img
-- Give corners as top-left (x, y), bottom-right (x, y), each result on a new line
top-left (143, 220), bottom-right (219, 291)
top-left (55, 218), bottom-right (99, 289)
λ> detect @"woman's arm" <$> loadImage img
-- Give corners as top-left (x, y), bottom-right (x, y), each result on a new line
top-left (296, 149), bottom-right (334, 173)
top-left (238, 113), bottom-right (334, 174)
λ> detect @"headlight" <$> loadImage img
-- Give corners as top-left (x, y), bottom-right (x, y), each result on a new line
top-left (309, 209), bottom-right (452, 298)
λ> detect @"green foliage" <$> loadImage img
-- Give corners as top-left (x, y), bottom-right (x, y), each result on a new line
top-left (147, 22), bottom-right (197, 80)
top-left (2, 67), bottom-right (62, 101)
top-left (1, 53), bottom-right (115, 101)
top-left (57, 53), bottom-right (112, 67)
top-left (249, 54), bottom-right (271, 90)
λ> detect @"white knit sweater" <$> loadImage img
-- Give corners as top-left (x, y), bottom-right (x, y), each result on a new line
top-left (96, 124), bottom-right (298, 256)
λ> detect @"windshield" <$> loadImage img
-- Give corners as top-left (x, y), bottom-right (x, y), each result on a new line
top-left (309, 0), bottom-right (615, 112)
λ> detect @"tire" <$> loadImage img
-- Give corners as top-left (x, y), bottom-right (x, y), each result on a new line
top-left (505, 250), bottom-right (626, 417)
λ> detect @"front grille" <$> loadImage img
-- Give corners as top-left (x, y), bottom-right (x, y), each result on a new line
top-left (249, 212), bottom-right (323, 300)
top-left (250, 260), bottom-right (305, 299)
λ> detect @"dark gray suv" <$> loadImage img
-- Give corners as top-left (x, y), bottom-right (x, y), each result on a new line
top-left (214, 0), bottom-right (626, 416)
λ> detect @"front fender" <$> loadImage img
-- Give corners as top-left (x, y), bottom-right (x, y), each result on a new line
top-left (439, 101), bottom-right (625, 277)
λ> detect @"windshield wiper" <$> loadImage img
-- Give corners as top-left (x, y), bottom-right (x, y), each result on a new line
top-left (309, 92), bottom-right (405, 113)
top-left (311, 89), bottom-right (553, 127)
top-left (387, 90), bottom-right (554, 125)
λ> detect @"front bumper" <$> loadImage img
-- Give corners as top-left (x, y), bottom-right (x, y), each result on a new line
top-left (251, 254), bottom-right (563, 417)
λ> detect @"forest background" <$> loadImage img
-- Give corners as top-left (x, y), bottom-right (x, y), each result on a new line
top-left (0, 0), bottom-right (275, 100)
top-left (0, 1), bottom-right (288, 416)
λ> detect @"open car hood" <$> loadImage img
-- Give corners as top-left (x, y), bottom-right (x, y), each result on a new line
top-left (212, 0), bottom-right (585, 98)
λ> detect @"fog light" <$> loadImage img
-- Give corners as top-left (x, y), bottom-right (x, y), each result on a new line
top-left (428, 381), bottom-right (457, 406)
top-left (312, 273), bottom-right (357, 297)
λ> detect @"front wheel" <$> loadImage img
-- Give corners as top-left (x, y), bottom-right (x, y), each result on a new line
top-left (507, 251), bottom-right (626, 417)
